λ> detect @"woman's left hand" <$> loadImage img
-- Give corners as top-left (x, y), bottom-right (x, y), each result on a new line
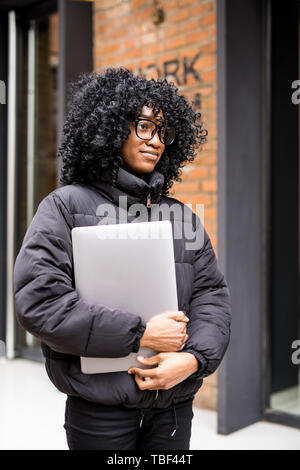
top-left (128, 352), bottom-right (199, 391)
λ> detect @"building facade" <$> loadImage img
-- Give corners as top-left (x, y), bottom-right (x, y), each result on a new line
top-left (0, 0), bottom-right (299, 434)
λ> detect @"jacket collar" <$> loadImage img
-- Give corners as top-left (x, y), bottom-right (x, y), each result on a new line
top-left (89, 166), bottom-right (165, 207)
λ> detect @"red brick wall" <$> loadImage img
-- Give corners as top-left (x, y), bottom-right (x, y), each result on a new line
top-left (93, 0), bottom-right (218, 411)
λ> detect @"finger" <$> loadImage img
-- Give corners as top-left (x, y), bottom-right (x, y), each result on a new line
top-left (134, 375), bottom-right (160, 391)
top-left (130, 354), bottom-right (164, 377)
top-left (175, 311), bottom-right (189, 322)
top-left (137, 355), bottom-right (160, 366)
top-left (128, 366), bottom-right (158, 378)
top-left (166, 311), bottom-right (189, 322)
top-left (179, 335), bottom-right (188, 351)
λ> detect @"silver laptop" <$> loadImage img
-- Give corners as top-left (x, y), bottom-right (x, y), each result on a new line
top-left (71, 221), bottom-right (178, 374)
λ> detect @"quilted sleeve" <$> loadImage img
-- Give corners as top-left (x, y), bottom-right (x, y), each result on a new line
top-left (13, 191), bottom-right (146, 357)
top-left (183, 213), bottom-right (232, 379)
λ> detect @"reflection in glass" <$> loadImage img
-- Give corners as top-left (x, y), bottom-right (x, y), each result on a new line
top-left (17, 13), bottom-right (58, 357)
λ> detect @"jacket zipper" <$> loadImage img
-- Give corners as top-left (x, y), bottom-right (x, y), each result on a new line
top-left (146, 192), bottom-right (151, 209)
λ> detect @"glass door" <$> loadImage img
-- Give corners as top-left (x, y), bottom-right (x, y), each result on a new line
top-left (15, 12), bottom-right (59, 360)
top-left (268, 0), bottom-right (300, 424)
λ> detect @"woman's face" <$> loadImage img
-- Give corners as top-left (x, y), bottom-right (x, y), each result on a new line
top-left (121, 105), bottom-right (165, 179)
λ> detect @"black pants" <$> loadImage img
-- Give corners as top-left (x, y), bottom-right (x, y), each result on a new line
top-left (64, 395), bottom-right (194, 450)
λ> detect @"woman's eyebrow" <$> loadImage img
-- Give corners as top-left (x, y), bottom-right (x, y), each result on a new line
top-left (138, 114), bottom-right (165, 122)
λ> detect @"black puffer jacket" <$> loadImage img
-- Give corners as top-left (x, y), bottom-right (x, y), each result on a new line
top-left (14, 167), bottom-right (231, 409)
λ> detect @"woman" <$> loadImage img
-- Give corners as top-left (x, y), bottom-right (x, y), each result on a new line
top-left (14, 68), bottom-right (231, 450)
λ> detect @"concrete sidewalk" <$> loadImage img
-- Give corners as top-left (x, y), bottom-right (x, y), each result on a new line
top-left (0, 358), bottom-right (299, 450)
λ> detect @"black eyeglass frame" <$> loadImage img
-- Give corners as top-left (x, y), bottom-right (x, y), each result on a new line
top-left (134, 118), bottom-right (176, 146)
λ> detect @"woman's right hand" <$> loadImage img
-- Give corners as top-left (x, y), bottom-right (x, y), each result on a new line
top-left (139, 311), bottom-right (189, 352)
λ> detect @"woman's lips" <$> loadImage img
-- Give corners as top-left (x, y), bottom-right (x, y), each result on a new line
top-left (140, 151), bottom-right (158, 161)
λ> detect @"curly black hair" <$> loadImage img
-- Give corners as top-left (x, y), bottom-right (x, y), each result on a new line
top-left (58, 67), bottom-right (207, 196)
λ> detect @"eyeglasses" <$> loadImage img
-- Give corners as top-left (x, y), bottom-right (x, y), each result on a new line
top-left (134, 118), bottom-right (176, 146)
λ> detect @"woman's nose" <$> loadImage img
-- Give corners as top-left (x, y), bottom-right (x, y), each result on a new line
top-left (148, 129), bottom-right (163, 148)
